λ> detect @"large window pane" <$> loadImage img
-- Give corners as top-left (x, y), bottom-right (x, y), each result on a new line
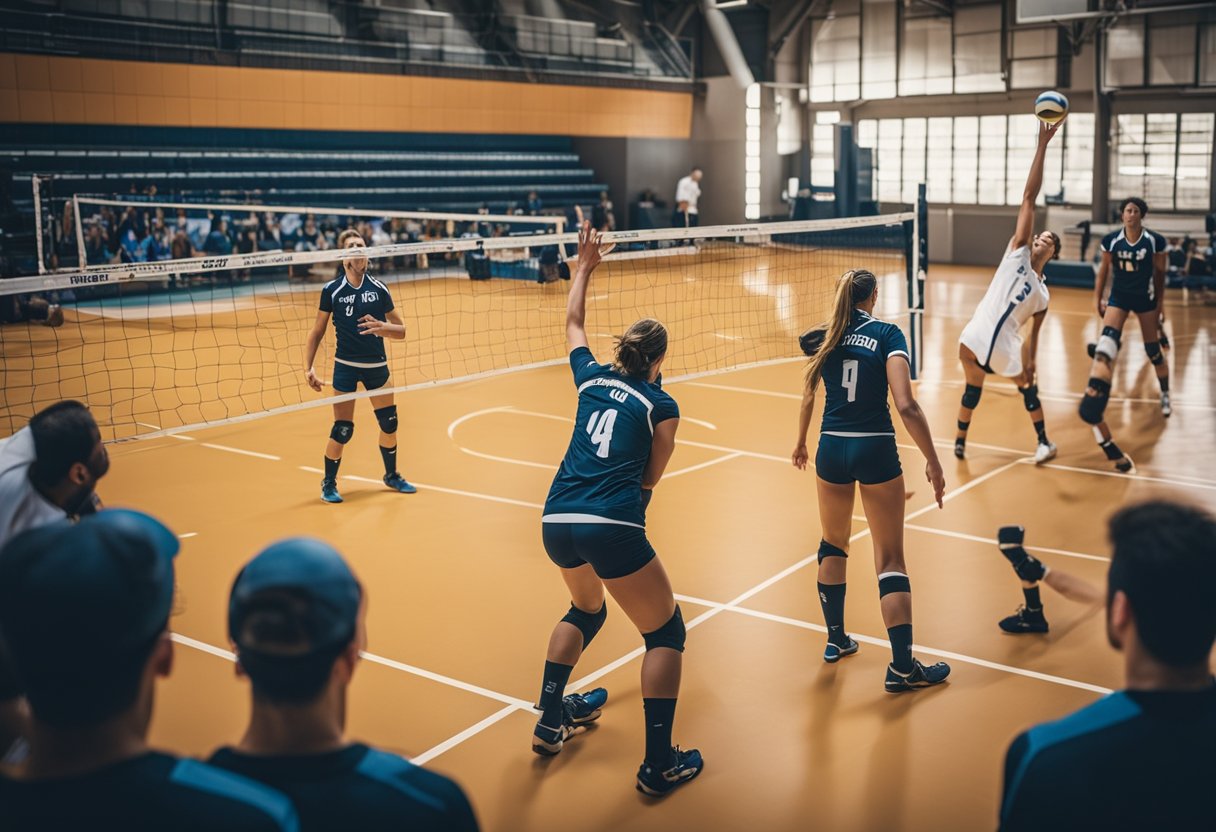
top-left (1149, 24), bottom-right (1196, 86)
top-left (902, 118), bottom-right (927, 203)
top-left (811, 122), bottom-right (836, 188)
top-left (953, 4), bottom-right (1004, 93)
top-left (810, 14), bottom-right (860, 102)
top-left (1202, 25), bottom-right (1216, 85)
top-left (1005, 114), bottom-right (1038, 205)
top-left (1062, 113), bottom-right (1095, 205)
top-left (861, 0), bottom-right (897, 100)
top-left (953, 117), bottom-right (979, 204)
top-left (1106, 20), bottom-right (1145, 88)
top-left (978, 115), bottom-right (1007, 205)
top-left (926, 117), bottom-right (954, 203)
top-left (900, 15), bottom-right (953, 96)
top-left (876, 118), bottom-right (904, 202)
top-left (1177, 113), bottom-right (1214, 210)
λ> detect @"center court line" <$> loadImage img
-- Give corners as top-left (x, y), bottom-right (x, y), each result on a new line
top-left (664, 452), bottom-right (743, 478)
top-left (902, 523), bottom-right (1109, 563)
top-left (199, 442), bottom-right (281, 461)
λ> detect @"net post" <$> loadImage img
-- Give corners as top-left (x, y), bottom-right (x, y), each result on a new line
top-left (907, 183), bottom-right (927, 380)
top-left (73, 196), bottom-right (87, 268)
top-left (32, 175), bottom-right (47, 274)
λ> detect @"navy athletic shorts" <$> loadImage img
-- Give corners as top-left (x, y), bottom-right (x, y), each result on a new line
top-left (542, 522), bottom-right (656, 580)
top-left (332, 362), bottom-right (390, 393)
top-left (815, 434), bottom-right (903, 485)
top-left (1107, 287), bottom-right (1156, 314)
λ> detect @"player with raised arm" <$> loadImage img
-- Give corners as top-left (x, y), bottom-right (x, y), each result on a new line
top-left (955, 120), bottom-right (1064, 464)
top-left (792, 268), bottom-right (951, 692)
top-left (1077, 197), bottom-right (1169, 474)
top-left (303, 229), bottom-right (415, 503)
top-left (531, 221), bottom-right (702, 797)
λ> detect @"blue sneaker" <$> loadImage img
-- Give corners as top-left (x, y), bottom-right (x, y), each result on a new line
top-left (884, 658), bottom-right (951, 693)
top-left (321, 479), bottom-right (342, 503)
top-left (636, 746), bottom-right (703, 797)
top-left (531, 688), bottom-right (607, 756)
top-left (823, 636), bottom-right (859, 664)
top-left (383, 472), bottom-right (417, 494)
top-left (564, 687), bottom-right (608, 725)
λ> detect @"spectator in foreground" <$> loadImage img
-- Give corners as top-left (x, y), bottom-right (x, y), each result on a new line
top-left (999, 500), bottom-right (1216, 831)
top-left (209, 538), bottom-right (479, 832)
top-left (0, 510), bottom-right (298, 831)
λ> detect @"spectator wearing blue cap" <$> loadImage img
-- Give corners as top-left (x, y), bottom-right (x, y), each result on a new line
top-left (209, 538), bottom-right (479, 832)
top-left (0, 510), bottom-right (299, 832)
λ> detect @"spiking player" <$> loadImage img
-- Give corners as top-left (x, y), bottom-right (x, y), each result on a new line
top-left (531, 221), bottom-right (702, 797)
top-left (955, 119), bottom-right (1063, 465)
top-left (303, 229), bottom-right (415, 502)
top-left (792, 268), bottom-right (951, 692)
top-left (1077, 197), bottom-right (1169, 473)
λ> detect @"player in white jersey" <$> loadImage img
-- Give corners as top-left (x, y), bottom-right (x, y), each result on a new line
top-left (955, 119), bottom-right (1063, 464)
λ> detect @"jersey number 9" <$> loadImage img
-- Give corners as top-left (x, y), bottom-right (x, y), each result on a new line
top-left (587, 409), bottom-right (618, 458)
top-left (842, 359), bottom-right (859, 403)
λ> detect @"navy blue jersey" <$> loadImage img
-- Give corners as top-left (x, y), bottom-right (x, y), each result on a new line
top-left (0, 752), bottom-right (298, 832)
top-left (319, 274), bottom-right (395, 366)
top-left (1101, 227), bottom-right (1166, 295)
top-left (209, 744), bottom-right (478, 832)
top-left (819, 310), bottom-right (909, 436)
top-left (1000, 684), bottom-right (1216, 831)
top-left (543, 347), bottom-right (679, 527)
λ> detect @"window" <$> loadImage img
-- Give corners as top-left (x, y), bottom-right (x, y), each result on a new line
top-left (1111, 112), bottom-right (1215, 212)
top-left (861, 0), bottom-right (897, 100)
top-left (978, 115), bottom-right (1007, 205)
top-left (925, 117), bottom-right (954, 203)
top-left (901, 118), bottom-right (927, 203)
top-left (1106, 19), bottom-right (1146, 88)
top-left (1062, 113), bottom-right (1095, 205)
top-left (953, 4), bottom-right (1004, 94)
top-left (899, 14), bottom-right (953, 96)
top-left (1203, 24), bottom-right (1216, 86)
top-left (1149, 20), bottom-right (1197, 86)
top-left (952, 117), bottom-right (979, 203)
top-left (810, 11), bottom-right (861, 103)
top-left (1010, 28), bottom-right (1057, 90)
top-left (1177, 113), bottom-right (1214, 210)
top-left (876, 118), bottom-right (903, 202)
top-left (776, 91), bottom-right (801, 156)
top-left (745, 83), bottom-right (762, 219)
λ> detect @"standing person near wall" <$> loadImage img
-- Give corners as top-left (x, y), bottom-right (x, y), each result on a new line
top-left (672, 168), bottom-right (702, 228)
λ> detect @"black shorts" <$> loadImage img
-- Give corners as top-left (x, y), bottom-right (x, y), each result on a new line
top-left (542, 522), bottom-right (656, 580)
top-left (816, 434), bottom-right (903, 486)
top-left (1107, 287), bottom-right (1156, 314)
top-left (332, 362), bottom-right (389, 394)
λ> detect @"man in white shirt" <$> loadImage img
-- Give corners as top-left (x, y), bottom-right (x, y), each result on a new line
top-left (673, 167), bottom-right (703, 228)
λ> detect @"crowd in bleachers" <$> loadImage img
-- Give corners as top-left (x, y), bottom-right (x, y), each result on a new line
top-left (1165, 234), bottom-right (1215, 295)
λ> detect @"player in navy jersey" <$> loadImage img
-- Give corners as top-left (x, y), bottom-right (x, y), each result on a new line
top-left (303, 229), bottom-right (415, 502)
top-left (531, 222), bottom-right (702, 797)
top-left (792, 268), bottom-right (951, 692)
top-left (1078, 197), bottom-right (1170, 473)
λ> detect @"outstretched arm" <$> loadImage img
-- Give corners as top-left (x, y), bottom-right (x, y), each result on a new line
top-left (1094, 251), bottom-right (1112, 317)
top-left (792, 385), bottom-right (816, 470)
top-left (303, 309), bottom-right (330, 392)
top-left (1153, 250), bottom-right (1167, 319)
top-left (1010, 119), bottom-right (1065, 250)
top-left (888, 357), bottom-right (945, 507)
top-left (566, 221), bottom-right (612, 352)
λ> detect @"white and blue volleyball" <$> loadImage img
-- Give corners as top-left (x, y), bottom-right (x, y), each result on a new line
top-left (1034, 91), bottom-right (1069, 125)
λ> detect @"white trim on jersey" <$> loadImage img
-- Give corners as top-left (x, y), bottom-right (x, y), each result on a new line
top-left (327, 276), bottom-right (349, 303)
top-left (366, 275), bottom-right (390, 292)
top-left (887, 349), bottom-right (910, 361)
top-left (334, 357), bottom-right (388, 368)
top-left (576, 377), bottom-right (656, 433)
top-left (821, 431), bottom-right (896, 438)
top-left (541, 513), bottom-right (645, 528)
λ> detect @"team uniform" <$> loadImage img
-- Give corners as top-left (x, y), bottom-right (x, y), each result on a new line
top-left (1101, 227), bottom-right (1167, 314)
top-left (1000, 684), bottom-right (1215, 831)
top-left (209, 743), bottom-right (478, 832)
top-left (959, 245), bottom-right (1049, 377)
top-left (318, 274), bottom-right (394, 392)
top-left (815, 310), bottom-right (909, 485)
top-left (0, 752), bottom-right (298, 832)
top-left (541, 346), bottom-right (679, 579)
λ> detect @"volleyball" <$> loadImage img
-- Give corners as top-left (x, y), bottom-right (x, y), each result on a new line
top-left (1034, 90), bottom-right (1069, 124)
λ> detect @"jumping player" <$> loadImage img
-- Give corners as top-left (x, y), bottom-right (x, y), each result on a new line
top-left (792, 268), bottom-right (951, 692)
top-left (1077, 198), bottom-right (1169, 473)
top-left (303, 229), bottom-right (415, 503)
top-left (532, 221), bottom-right (702, 797)
top-left (955, 119), bottom-right (1063, 464)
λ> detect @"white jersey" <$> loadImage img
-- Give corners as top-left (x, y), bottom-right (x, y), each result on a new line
top-left (959, 245), bottom-right (1049, 377)
top-left (675, 175), bottom-right (701, 214)
top-left (0, 427), bottom-right (65, 549)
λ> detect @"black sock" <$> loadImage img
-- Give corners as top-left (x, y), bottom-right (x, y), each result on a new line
top-left (888, 623), bottom-right (913, 674)
top-left (324, 456), bottom-right (340, 483)
top-left (379, 444), bottom-right (397, 476)
top-left (1034, 421), bottom-right (1048, 444)
top-left (1159, 376), bottom-right (1169, 393)
top-left (643, 698), bottom-right (678, 769)
top-left (818, 582), bottom-right (848, 646)
top-left (1022, 586), bottom-right (1042, 611)
top-left (537, 661), bottom-right (574, 726)
top-left (1099, 438), bottom-right (1123, 461)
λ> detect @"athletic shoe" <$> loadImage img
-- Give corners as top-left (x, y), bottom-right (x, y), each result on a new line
top-left (636, 746), bottom-right (703, 797)
top-left (564, 688), bottom-right (608, 726)
top-left (1115, 453), bottom-right (1135, 474)
top-left (954, 439), bottom-right (966, 460)
top-left (1033, 441), bottom-right (1057, 465)
top-left (1086, 342), bottom-right (1097, 359)
top-left (532, 716), bottom-right (585, 757)
top-left (999, 605), bottom-right (1049, 634)
top-left (884, 658), bottom-right (951, 693)
top-left (824, 637), bottom-right (859, 664)
top-left (998, 526), bottom-right (1047, 582)
top-left (1161, 392), bottom-right (1172, 418)
top-left (383, 472), bottom-right (417, 494)
top-left (321, 479), bottom-right (342, 503)
top-left (531, 689), bottom-right (607, 756)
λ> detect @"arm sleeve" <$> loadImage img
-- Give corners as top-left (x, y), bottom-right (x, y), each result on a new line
top-left (382, 286), bottom-right (395, 314)
top-left (1100, 232), bottom-right (1115, 253)
top-left (1150, 231), bottom-right (1167, 253)
top-left (319, 285), bottom-right (332, 314)
top-left (569, 346), bottom-right (601, 386)
top-left (884, 325), bottom-right (911, 361)
top-left (652, 393), bottom-right (680, 425)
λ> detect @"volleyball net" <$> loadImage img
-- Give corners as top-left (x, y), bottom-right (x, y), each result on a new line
top-left (1, 211), bottom-right (920, 441)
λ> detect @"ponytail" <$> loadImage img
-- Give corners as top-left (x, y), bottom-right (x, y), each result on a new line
top-left (804, 269), bottom-right (877, 394)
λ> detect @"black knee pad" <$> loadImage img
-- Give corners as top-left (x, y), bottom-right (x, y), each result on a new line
top-left (330, 420), bottom-right (354, 444)
top-left (1078, 378), bottom-right (1110, 425)
top-left (961, 384), bottom-right (982, 409)
top-left (878, 572), bottom-right (911, 597)
top-left (1144, 341), bottom-right (1164, 366)
top-left (817, 539), bottom-right (848, 564)
top-left (1019, 383), bottom-right (1041, 413)
top-left (643, 605), bottom-right (686, 653)
top-left (374, 405), bottom-right (398, 434)
top-left (957, 420), bottom-right (970, 431)
top-left (561, 602), bottom-right (607, 649)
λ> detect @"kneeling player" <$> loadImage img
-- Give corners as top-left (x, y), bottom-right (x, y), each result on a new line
top-left (993, 525), bottom-right (1103, 634)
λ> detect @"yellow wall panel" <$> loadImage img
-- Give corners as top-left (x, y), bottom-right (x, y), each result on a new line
top-left (0, 89), bottom-right (20, 121)
top-left (0, 53), bottom-right (692, 138)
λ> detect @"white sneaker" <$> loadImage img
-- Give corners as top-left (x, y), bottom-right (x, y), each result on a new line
top-left (1161, 393), bottom-right (1172, 418)
top-left (1033, 441), bottom-right (1057, 465)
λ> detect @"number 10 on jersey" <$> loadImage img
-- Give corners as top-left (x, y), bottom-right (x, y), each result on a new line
top-left (587, 409), bottom-right (618, 458)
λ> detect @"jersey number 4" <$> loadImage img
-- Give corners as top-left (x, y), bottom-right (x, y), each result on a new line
top-left (586, 409), bottom-right (618, 458)
top-left (842, 359), bottom-right (859, 403)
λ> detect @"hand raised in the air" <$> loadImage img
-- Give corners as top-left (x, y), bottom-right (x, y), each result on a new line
top-left (1037, 116), bottom-right (1065, 146)
top-left (305, 367), bottom-right (324, 392)
top-left (792, 443), bottom-right (809, 471)
top-left (575, 220), bottom-right (614, 275)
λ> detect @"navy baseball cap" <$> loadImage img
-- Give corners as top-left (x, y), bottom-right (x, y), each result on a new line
top-left (0, 509), bottom-right (179, 675)
top-left (228, 538), bottom-right (362, 658)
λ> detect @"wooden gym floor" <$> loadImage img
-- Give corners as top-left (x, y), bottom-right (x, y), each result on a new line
top-left (3, 255), bottom-right (1214, 831)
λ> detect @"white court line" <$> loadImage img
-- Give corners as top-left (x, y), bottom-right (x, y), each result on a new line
top-left (902, 523), bottom-right (1110, 563)
top-left (916, 378), bottom-right (1215, 412)
top-left (665, 452), bottom-right (742, 479)
top-left (459, 447), bottom-right (557, 471)
top-left (339, 474), bottom-right (545, 510)
top-left (168, 434), bottom-right (195, 441)
top-left (686, 381), bottom-right (800, 400)
top-left (177, 532), bottom-right (198, 540)
top-left (713, 333), bottom-right (744, 341)
top-left (136, 421), bottom-right (161, 430)
top-left (681, 416), bottom-right (718, 430)
top-left (200, 442), bottom-right (280, 461)
top-left (360, 652), bottom-right (533, 710)
top-left (1021, 458), bottom-right (1216, 491)
top-left (411, 704), bottom-right (530, 766)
